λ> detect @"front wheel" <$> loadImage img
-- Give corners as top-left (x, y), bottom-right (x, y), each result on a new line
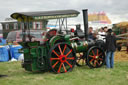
top-left (48, 43), bottom-right (76, 73)
top-left (86, 46), bottom-right (105, 68)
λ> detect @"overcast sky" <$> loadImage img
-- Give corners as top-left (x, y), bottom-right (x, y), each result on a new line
top-left (0, 0), bottom-right (128, 24)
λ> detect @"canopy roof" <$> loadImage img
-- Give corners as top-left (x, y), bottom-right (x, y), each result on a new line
top-left (11, 10), bottom-right (80, 21)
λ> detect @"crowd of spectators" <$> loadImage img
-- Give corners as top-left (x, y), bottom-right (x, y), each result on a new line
top-left (88, 26), bottom-right (108, 41)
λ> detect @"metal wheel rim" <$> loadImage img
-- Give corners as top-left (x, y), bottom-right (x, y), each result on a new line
top-left (49, 43), bottom-right (76, 73)
top-left (87, 46), bottom-right (105, 68)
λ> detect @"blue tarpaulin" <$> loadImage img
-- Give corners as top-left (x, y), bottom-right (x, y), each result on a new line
top-left (9, 45), bottom-right (22, 60)
top-left (0, 38), bottom-right (6, 45)
top-left (0, 46), bottom-right (9, 62)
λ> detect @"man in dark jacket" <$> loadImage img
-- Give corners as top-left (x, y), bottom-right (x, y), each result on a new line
top-left (105, 29), bottom-right (116, 68)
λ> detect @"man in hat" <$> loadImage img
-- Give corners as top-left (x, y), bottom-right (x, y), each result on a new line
top-left (105, 29), bottom-right (116, 68)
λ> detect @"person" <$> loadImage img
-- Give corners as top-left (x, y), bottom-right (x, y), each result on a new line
top-left (104, 26), bottom-right (108, 33)
top-left (97, 27), bottom-right (106, 41)
top-left (88, 27), bottom-right (95, 40)
top-left (105, 29), bottom-right (116, 68)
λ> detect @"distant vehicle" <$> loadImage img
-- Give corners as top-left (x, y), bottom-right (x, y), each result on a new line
top-left (112, 23), bottom-right (128, 51)
top-left (6, 30), bottom-right (45, 44)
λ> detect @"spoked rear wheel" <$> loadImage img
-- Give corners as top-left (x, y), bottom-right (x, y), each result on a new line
top-left (48, 43), bottom-right (76, 73)
top-left (87, 46), bottom-right (105, 68)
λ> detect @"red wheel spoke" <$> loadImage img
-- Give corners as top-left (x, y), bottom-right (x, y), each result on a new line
top-left (92, 50), bottom-right (96, 56)
top-left (89, 55), bottom-right (95, 58)
top-left (65, 49), bottom-right (72, 57)
top-left (98, 52), bottom-right (102, 56)
top-left (90, 58), bottom-right (94, 63)
top-left (52, 61), bottom-right (59, 68)
top-left (94, 60), bottom-right (97, 67)
top-left (50, 57), bottom-right (60, 60)
top-left (98, 58), bottom-right (103, 61)
top-left (66, 61), bottom-right (72, 68)
top-left (67, 57), bottom-right (75, 60)
top-left (96, 61), bottom-right (100, 66)
top-left (57, 63), bottom-right (62, 73)
top-left (58, 44), bottom-right (63, 55)
top-left (63, 44), bottom-right (67, 54)
top-left (62, 63), bottom-right (67, 72)
top-left (97, 49), bottom-right (98, 56)
top-left (52, 50), bottom-right (60, 57)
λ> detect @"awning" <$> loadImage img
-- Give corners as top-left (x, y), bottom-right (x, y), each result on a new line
top-left (11, 10), bottom-right (80, 22)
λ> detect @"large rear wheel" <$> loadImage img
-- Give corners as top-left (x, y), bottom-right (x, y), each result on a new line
top-left (48, 43), bottom-right (76, 73)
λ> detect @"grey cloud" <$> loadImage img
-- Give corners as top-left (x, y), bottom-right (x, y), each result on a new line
top-left (0, 0), bottom-right (127, 23)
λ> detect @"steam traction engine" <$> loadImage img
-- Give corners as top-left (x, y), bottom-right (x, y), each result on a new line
top-left (10, 9), bottom-right (105, 73)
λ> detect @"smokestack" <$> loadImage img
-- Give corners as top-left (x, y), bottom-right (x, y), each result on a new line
top-left (82, 9), bottom-right (88, 40)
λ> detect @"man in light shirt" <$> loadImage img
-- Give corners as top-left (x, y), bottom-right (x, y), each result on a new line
top-left (97, 27), bottom-right (106, 41)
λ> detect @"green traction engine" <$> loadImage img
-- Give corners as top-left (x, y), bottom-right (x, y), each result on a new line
top-left (10, 9), bottom-right (105, 73)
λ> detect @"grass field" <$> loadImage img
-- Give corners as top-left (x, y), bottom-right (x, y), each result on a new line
top-left (0, 61), bottom-right (128, 85)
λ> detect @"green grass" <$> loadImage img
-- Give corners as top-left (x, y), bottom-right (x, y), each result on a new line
top-left (0, 61), bottom-right (128, 85)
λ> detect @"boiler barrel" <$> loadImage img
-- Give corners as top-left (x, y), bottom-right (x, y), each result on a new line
top-left (71, 41), bottom-right (88, 52)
